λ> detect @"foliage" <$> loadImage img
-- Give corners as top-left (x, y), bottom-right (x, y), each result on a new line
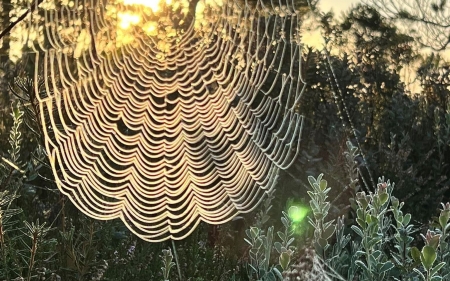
top-left (306, 171), bottom-right (450, 281)
top-left (243, 212), bottom-right (295, 281)
top-left (368, 0), bottom-right (450, 51)
top-left (293, 3), bottom-right (450, 226)
top-left (0, 105), bottom-right (56, 281)
top-left (0, 1), bottom-right (450, 281)
top-left (161, 248), bottom-right (176, 281)
top-left (300, 125), bottom-right (450, 281)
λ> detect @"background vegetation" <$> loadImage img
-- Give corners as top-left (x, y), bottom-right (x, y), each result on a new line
top-left (0, 0), bottom-right (449, 280)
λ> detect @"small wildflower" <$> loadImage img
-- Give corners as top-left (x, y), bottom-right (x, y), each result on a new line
top-left (422, 230), bottom-right (441, 249)
top-left (377, 182), bottom-right (388, 192)
top-left (376, 183), bottom-right (389, 205)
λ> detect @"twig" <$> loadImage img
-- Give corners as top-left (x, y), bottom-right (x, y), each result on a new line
top-left (0, 0), bottom-right (44, 41)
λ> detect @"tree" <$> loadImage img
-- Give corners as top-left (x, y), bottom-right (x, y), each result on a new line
top-left (293, 3), bottom-right (449, 224)
top-left (367, 0), bottom-right (450, 51)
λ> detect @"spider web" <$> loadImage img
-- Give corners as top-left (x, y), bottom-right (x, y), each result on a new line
top-left (28, 0), bottom-right (306, 241)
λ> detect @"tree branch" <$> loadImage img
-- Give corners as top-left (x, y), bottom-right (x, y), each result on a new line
top-left (0, 0), bottom-right (44, 41)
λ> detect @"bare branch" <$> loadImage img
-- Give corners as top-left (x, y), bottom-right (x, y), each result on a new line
top-left (0, 0), bottom-right (43, 41)
top-left (366, 0), bottom-right (450, 51)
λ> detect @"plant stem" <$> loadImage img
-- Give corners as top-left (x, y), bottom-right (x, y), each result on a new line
top-left (1, 225), bottom-right (10, 281)
top-left (171, 240), bottom-right (182, 281)
top-left (27, 232), bottom-right (38, 281)
top-left (362, 208), bottom-right (373, 281)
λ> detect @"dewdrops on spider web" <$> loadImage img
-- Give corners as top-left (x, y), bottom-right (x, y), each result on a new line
top-left (26, 0), bottom-right (306, 242)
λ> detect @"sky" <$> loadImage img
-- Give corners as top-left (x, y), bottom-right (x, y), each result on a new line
top-left (312, 0), bottom-right (449, 93)
top-left (301, 0), bottom-right (361, 50)
top-left (303, 0), bottom-right (421, 92)
top-left (320, 0), bottom-right (360, 14)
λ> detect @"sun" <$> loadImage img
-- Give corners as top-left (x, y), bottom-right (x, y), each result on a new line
top-left (122, 0), bottom-right (165, 12)
top-left (119, 0), bottom-right (173, 30)
top-left (118, 12), bottom-right (141, 29)
top-left (118, 0), bottom-right (166, 30)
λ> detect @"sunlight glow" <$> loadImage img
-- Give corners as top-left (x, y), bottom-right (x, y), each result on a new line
top-left (143, 22), bottom-right (158, 36)
top-left (123, 0), bottom-right (162, 12)
top-left (117, 0), bottom-right (178, 34)
top-left (118, 12), bottom-right (141, 29)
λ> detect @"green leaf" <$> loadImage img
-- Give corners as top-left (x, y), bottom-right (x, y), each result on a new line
top-left (431, 262), bottom-right (446, 277)
top-left (318, 238), bottom-right (328, 248)
top-left (391, 196), bottom-right (399, 208)
top-left (323, 224), bottom-right (335, 240)
top-left (355, 260), bottom-right (369, 272)
top-left (263, 227), bottom-right (274, 271)
top-left (421, 245), bottom-right (437, 270)
top-left (279, 251), bottom-right (291, 271)
top-left (368, 236), bottom-right (382, 248)
top-left (319, 179), bottom-right (327, 191)
top-left (356, 192), bottom-right (370, 209)
top-left (277, 231), bottom-right (286, 242)
top-left (403, 213), bottom-right (411, 226)
top-left (265, 271), bottom-right (276, 281)
top-left (356, 218), bottom-right (366, 228)
top-left (351, 225), bottom-right (364, 238)
top-left (272, 267), bottom-right (283, 280)
top-left (323, 219), bottom-right (335, 231)
top-left (379, 261), bottom-right (394, 273)
top-left (428, 235), bottom-right (441, 250)
top-left (357, 209), bottom-right (364, 220)
top-left (439, 210), bottom-right (449, 229)
top-left (372, 250), bottom-right (382, 259)
top-left (308, 175), bottom-right (318, 190)
top-left (281, 217), bottom-right (289, 228)
top-left (445, 222), bottom-right (450, 232)
top-left (413, 268), bottom-right (426, 281)
top-left (366, 214), bottom-right (378, 225)
top-left (411, 246), bottom-right (421, 262)
top-left (379, 192), bottom-right (389, 205)
top-left (355, 250), bottom-right (365, 258)
top-left (254, 237), bottom-right (264, 250)
top-left (286, 237), bottom-right (294, 247)
top-left (431, 276), bottom-right (442, 281)
top-left (274, 242), bottom-right (282, 253)
top-left (250, 227), bottom-right (260, 240)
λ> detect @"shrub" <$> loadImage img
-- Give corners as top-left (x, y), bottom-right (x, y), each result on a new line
top-left (306, 172), bottom-right (450, 281)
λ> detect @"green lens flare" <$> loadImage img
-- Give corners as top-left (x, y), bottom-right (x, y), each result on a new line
top-left (288, 205), bottom-right (309, 224)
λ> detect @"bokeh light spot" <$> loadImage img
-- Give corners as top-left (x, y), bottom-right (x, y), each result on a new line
top-left (288, 205), bottom-right (309, 224)
top-left (123, 0), bottom-right (162, 11)
top-left (118, 12), bottom-right (141, 29)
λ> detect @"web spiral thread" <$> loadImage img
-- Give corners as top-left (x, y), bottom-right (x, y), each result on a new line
top-left (28, 0), bottom-right (306, 241)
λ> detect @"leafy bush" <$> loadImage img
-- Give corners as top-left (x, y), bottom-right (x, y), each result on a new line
top-left (304, 171), bottom-right (450, 281)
